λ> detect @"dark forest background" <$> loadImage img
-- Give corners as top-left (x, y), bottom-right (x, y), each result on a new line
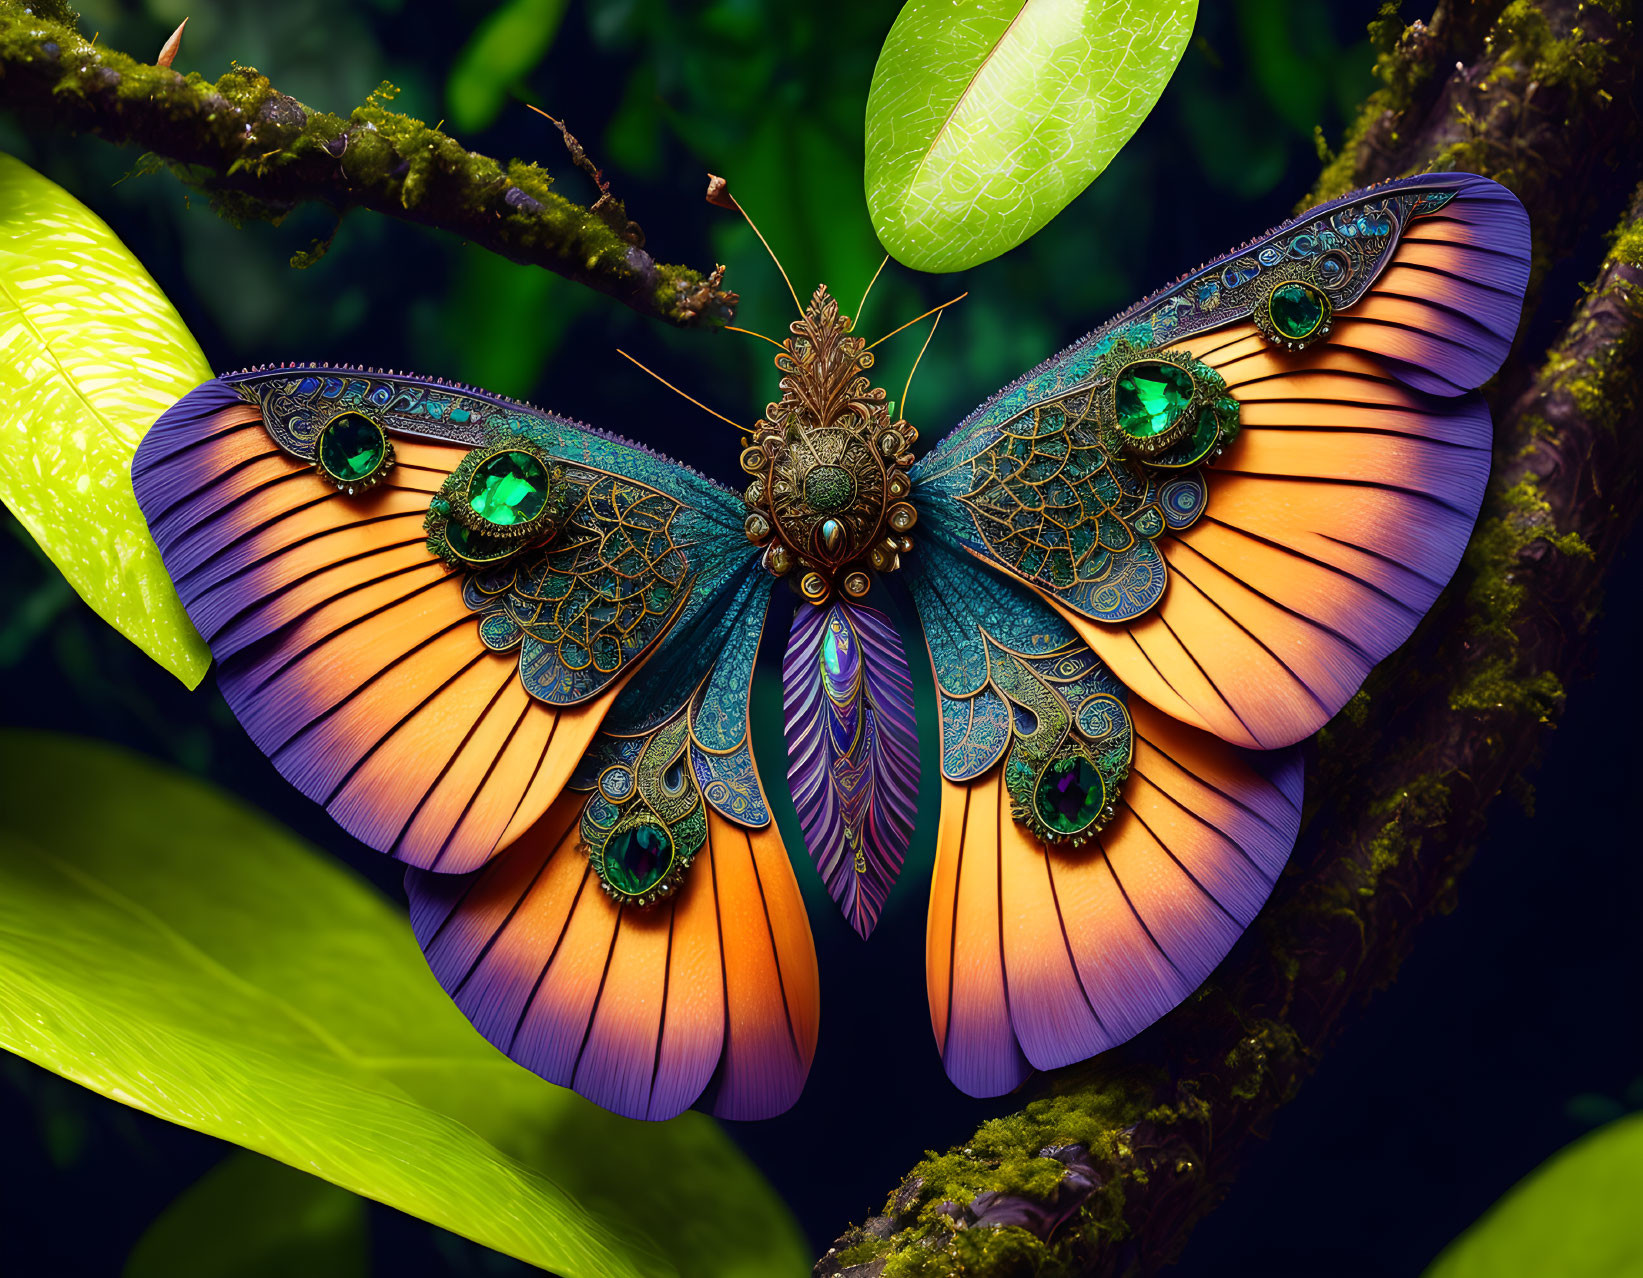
top-left (1, 0), bottom-right (1639, 1273)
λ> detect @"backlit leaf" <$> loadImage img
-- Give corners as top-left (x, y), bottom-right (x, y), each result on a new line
top-left (865, 0), bottom-right (1198, 272)
top-left (1424, 1113), bottom-right (1643, 1278)
top-left (0, 731), bottom-right (807, 1278)
top-left (0, 153), bottom-right (212, 687)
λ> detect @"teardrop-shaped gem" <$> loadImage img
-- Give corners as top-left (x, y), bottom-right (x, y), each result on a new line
top-left (603, 823), bottom-right (674, 897)
top-left (1034, 754), bottom-right (1106, 837)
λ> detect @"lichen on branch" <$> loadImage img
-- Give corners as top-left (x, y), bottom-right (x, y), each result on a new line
top-left (818, 2), bottom-right (1642, 1275)
top-left (0, 0), bottom-right (736, 327)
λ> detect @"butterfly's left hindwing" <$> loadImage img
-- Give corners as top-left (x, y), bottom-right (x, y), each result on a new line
top-left (132, 367), bottom-right (757, 874)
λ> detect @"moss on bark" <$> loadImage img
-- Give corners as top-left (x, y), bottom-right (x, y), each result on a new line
top-left (0, 1), bottom-right (736, 327)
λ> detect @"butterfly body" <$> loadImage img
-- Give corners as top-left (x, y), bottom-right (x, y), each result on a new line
top-left (739, 284), bottom-right (918, 603)
top-left (131, 171), bottom-right (1530, 1119)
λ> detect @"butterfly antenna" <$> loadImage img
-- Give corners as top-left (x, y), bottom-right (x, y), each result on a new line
top-left (867, 292), bottom-right (969, 350)
top-left (616, 350), bottom-right (748, 432)
top-left (723, 325), bottom-right (787, 350)
top-left (900, 311), bottom-right (943, 426)
top-left (853, 255), bottom-right (890, 331)
top-left (707, 175), bottom-right (804, 317)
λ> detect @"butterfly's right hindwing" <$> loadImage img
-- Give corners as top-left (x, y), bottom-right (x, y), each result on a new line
top-left (905, 535), bottom-right (1301, 1097)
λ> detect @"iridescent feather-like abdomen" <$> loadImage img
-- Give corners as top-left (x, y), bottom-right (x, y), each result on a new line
top-left (784, 600), bottom-right (917, 937)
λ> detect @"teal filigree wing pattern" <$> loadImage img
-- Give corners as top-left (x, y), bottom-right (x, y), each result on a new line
top-left (914, 172), bottom-right (1530, 749)
top-left (915, 385), bottom-right (1212, 622)
top-left (905, 533), bottom-right (1302, 1098)
top-left (569, 569), bottom-right (775, 900)
top-left (131, 364), bottom-right (758, 874)
top-left (461, 469), bottom-right (696, 704)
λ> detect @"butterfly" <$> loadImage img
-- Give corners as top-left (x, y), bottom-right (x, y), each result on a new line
top-left (131, 171), bottom-right (1529, 1121)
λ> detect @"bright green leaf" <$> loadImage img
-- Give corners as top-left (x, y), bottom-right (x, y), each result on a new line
top-left (865, 0), bottom-right (1198, 272)
top-left (126, 1151), bottom-right (369, 1278)
top-left (0, 153), bottom-right (213, 687)
top-left (1424, 1113), bottom-right (1643, 1278)
top-left (0, 732), bottom-right (807, 1278)
top-left (446, 0), bottom-right (572, 133)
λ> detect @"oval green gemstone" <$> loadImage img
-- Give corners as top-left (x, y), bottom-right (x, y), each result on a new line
top-left (467, 450), bottom-right (549, 527)
top-left (317, 412), bottom-right (386, 484)
top-left (804, 465), bottom-right (855, 513)
top-left (1113, 362), bottom-right (1195, 441)
top-left (1034, 755), bottom-right (1106, 837)
top-left (604, 823), bottom-right (674, 896)
top-left (1268, 280), bottom-right (1328, 340)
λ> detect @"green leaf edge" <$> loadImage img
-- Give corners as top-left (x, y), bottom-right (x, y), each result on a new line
top-left (0, 152), bottom-right (212, 688)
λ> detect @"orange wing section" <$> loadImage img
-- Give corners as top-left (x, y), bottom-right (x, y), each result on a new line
top-left (408, 792), bottom-right (820, 1121)
top-left (927, 702), bottom-right (1301, 1095)
top-left (131, 385), bottom-right (619, 872)
top-left (1065, 183), bottom-right (1529, 749)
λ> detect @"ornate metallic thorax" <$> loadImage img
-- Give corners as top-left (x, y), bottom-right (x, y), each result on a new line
top-left (740, 286), bottom-right (918, 603)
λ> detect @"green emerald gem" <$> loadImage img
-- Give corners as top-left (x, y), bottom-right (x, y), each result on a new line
top-left (1268, 281), bottom-right (1328, 340)
top-left (604, 823), bottom-right (674, 896)
top-left (318, 413), bottom-right (386, 484)
top-left (804, 465), bottom-right (855, 513)
top-left (468, 450), bottom-right (549, 526)
top-left (1034, 755), bottom-right (1106, 836)
top-left (1113, 362), bottom-right (1195, 441)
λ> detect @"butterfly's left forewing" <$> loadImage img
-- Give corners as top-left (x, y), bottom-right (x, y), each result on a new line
top-left (133, 367), bottom-right (752, 872)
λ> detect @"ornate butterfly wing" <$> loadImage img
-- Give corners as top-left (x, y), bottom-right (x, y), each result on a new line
top-left (917, 173), bottom-right (1529, 749)
top-left (132, 367), bottom-right (817, 1119)
top-left (909, 172), bottom-right (1529, 1092)
top-left (405, 567), bottom-right (820, 1121)
top-left (907, 536), bottom-right (1302, 1094)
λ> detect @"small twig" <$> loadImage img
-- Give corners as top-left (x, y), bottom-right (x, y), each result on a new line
top-left (525, 103), bottom-right (644, 247)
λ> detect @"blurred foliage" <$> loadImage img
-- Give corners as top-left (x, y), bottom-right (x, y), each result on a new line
top-left (0, 731), bottom-right (808, 1278)
top-left (126, 1151), bottom-right (369, 1278)
top-left (448, 0), bottom-right (574, 132)
top-left (0, 0), bottom-right (1379, 1270)
top-left (1424, 1112), bottom-right (1643, 1278)
top-left (865, 0), bottom-right (1197, 272)
top-left (0, 153), bottom-right (212, 686)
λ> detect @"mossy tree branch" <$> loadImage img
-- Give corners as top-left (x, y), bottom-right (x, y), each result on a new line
top-left (819, 2), bottom-right (1641, 1275)
top-left (0, 0), bottom-right (737, 327)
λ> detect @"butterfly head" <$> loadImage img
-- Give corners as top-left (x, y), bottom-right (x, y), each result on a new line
top-left (739, 284), bottom-right (919, 604)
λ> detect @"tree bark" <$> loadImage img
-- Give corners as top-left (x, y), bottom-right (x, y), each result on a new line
top-left (818, 3), bottom-right (1643, 1275)
top-left (0, 0), bottom-right (737, 327)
